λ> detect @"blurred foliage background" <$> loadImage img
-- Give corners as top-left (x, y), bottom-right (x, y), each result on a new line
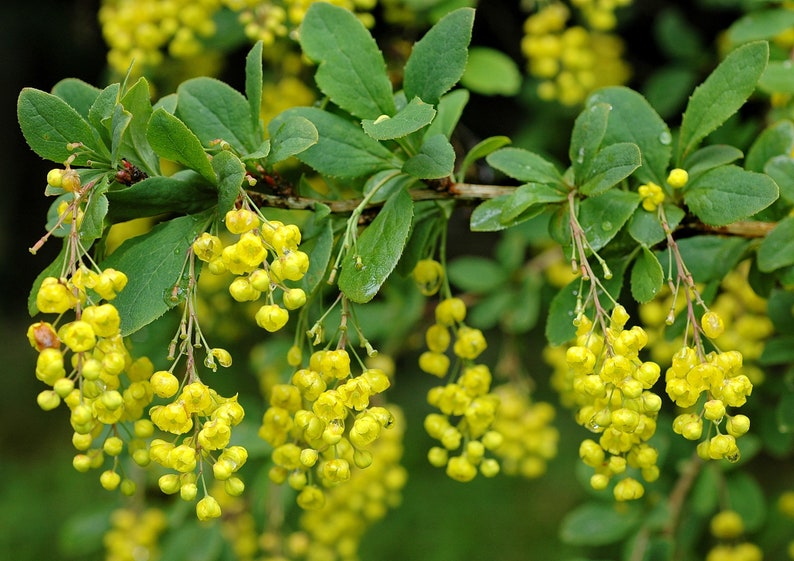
top-left (4, 1), bottom-right (794, 560)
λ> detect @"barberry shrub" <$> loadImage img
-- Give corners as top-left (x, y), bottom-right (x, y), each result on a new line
top-left (13, 1), bottom-right (794, 560)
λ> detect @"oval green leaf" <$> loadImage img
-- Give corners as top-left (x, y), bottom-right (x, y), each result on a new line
top-left (147, 108), bottom-right (216, 183)
top-left (18, 87), bottom-right (105, 166)
top-left (757, 215), bottom-right (794, 272)
top-left (300, 2), bottom-right (395, 119)
top-left (559, 501), bottom-right (641, 546)
top-left (339, 189), bottom-right (414, 303)
top-left (460, 46), bottom-right (522, 96)
top-left (684, 165), bottom-right (778, 226)
top-left (362, 97), bottom-right (436, 140)
top-left (631, 246), bottom-right (664, 303)
top-left (403, 8), bottom-right (474, 105)
top-left (677, 41), bottom-right (769, 163)
top-left (100, 211), bottom-right (214, 335)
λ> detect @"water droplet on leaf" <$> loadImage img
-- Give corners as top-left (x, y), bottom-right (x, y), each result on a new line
top-left (658, 131), bottom-right (672, 145)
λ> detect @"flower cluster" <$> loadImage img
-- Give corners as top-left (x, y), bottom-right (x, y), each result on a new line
top-left (665, 336), bottom-right (752, 463)
top-left (418, 297), bottom-right (503, 482)
top-left (638, 182), bottom-right (665, 212)
top-left (641, 260), bottom-right (771, 377)
top-left (706, 510), bottom-right (762, 561)
top-left (278, 406), bottom-right (407, 561)
top-left (258, 347), bottom-right (394, 509)
top-left (99, 0), bottom-right (221, 74)
top-left (571, 0), bottom-right (633, 30)
top-left (148, 377), bottom-right (247, 520)
top-left (560, 307), bottom-right (663, 501)
top-left (521, 1), bottom-right (630, 105)
top-left (193, 207), bottom-right (309, 334)
top-left (490, 383), bottom-right (559, 478)
top-left (30, 265), bottom-right (158, 494)
top-left (98, 0), bottom-right (379, 75)
top-left (103, 507), bottom-right (168, 561)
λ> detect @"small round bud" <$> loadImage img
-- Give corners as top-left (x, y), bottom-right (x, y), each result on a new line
top-left (701, 311), bottom-right (725, 339)
top-left (667, 168), bottom-right (689, 188)
top-left (47, 168), bottom-right (64, 188)
top-left (710, 510), bottom-right (744, 539)
top-left (100, 470), bottom-right (121, 491)
top-left (196, 495), bottom-right (222, 521)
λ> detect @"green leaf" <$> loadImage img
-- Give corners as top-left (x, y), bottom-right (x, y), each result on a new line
top-left (776, 388), bottom-right (794, 431)
top-left (81, 187), bottom-right (110, 243)
top-left (727, 9), bottom-right (794, 44)
top-left (159, 520), bottom-right (225, 561)
top-left (690, 464), bottom-right (720, 517)
top-left (578, 189), bottom-right (640, 251)
top-left (362, 97), bottom-right (436, 140)
top-left (213, 151), bottom-right (246, 216)
top-left (119, 77), bottom-right (159, 176)
top-left (57, 505), bottom-right (113, 556)
top-left (676, 41), bottom-right (769, 163)
top-left (470, 196), bottom-right (512, 232)
top-left (762, 335), bottom-right (794, 366)
top-left (501, 272), bottom-right (543, 334)
top-left (265, 115), bottom-right (318, 165)
top-left (426, 89), bottom-right (469, 139)
top-left (662, 236), bottom-right (749, 283)
top-left (726, 472), bottom-right (766, 532)
top-left (456, 135), bottom-right (511, 182)
top-left (300, 2), bottom-right (395, 119)
top-left (339, 189), bottom-right (414, 303)
top-left (402, 134), bottom-right (455, 179)
top-left (627, 203), bottom-right (685, 247)
top-left (580, 142), bottom-right (641, 196)
top-left (17, 87), bottom-right (105, 166)
top-left (154, 93), bottom-right (177, 114)
top-left (684, 165), bottom-right (778, 226)
top-left (587, 87), bottom-right (672, 186)
top-left (757, 215), bottom-right (794, 272)
top-left (146, 108), bottom-right (216, 183)
top-left (570, 102), bottom-right (610, 181)
top-left (643, 65), bottom-right (698, 119)
top-left (765, 155), bottom-right (794, 204)
top-left (101, 211), bottom-right (213, 335)
top-left (176, 77), bottom-right (258, 153)
top-left (460, 46), bottom-right (521, 96)
top-left (51, 78), bottom-right (100, 119)
top-left (87, 83), bottom-right (120, 149)
top-left (759, 60), bottom-right (794, 94)
top-left (300, 220), bottom-right (335, 295)
top-left (245, 40), bottom-right (264, 136)
top-left (768, 289), bottom-right (794, 332)
top-left (271, 107), bottom-right (400, 178)
top-left (467, 290), bottom-right (513, 331)
top-left (683, 144), bottom-right (744, 181)
top-left (500, 183), bottom-right (567, 224)
top-left (365, 170), bottom-right (418, 204)
top-left (106, 171), bottom-right (216, 221)
top-left (109, 103), bottom-right (132, 166)
top-left (243, 139), bottom-right (270, 161)
top-left (559, 502), bottom-right (641, 547)
top-left (546, 279), bottom-right (580, 345)
top-left (447, 256), bottom-right (508, 293)
top-left (746, 120), bottom-right (794, 172)
top-left (631, 247), bottom-right (664, 303)
top-left (486, 147), bottom-right (564, 186)
top-left (403, 7), bottom-right (475, 105)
